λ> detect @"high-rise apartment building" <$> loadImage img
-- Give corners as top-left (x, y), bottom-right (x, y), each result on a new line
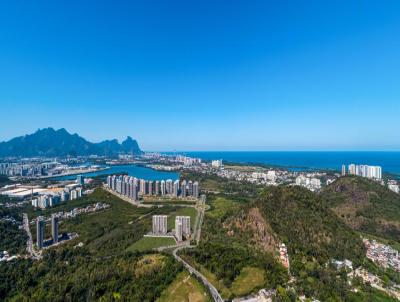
top-left (180, 180), bottom-right (187, 198)
top-left (51, 214), bottom-right (59, 244)
top-left (193, 181), bottom-right (199, 198)
top-left (175, 220), bottom-right (183, 241)
top-left (347, 164), bottom-right (382, 180)
top-left (76, 175), bottom-right (84, 185)
top-left (173, 180), bottom-right (179, 197)
top-left (155, 181), bottom-right (160, 196)
top-left (175, 216), bottom-right (190, 241)
top-left (166, 179), bottom-right (173, 195)
top-left (36, 216), bottom-right (45, 249)
top-left (348, 164), bottom-right (356, 175)
top-left (187, 181), bottom-right (193, 196)
top-left (152, 215), bottom-right (168, 234)
top-left (140, 179), bottom-right (147, 195)
top-left (160, 180), bottom-right (166, 196)
top-left (211, 159), bottom-right (223, 168)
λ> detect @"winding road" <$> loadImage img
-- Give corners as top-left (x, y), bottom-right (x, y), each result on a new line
top-left (172, 245), bottom-right (224, 302)
top-left (22, 213), bottom-right (41, 260)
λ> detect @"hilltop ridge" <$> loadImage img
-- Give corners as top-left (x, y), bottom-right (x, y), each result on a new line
top-left (0, 128), bottom-right (141, 157)
top-left (321, 175), bottom-right (400, 242)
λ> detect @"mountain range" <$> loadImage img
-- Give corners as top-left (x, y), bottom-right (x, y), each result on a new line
top-left (0, 128), bottom-right (141, 157)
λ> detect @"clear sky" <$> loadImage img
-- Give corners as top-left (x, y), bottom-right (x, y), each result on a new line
top-left (0, 1), bottom-right (399, 151)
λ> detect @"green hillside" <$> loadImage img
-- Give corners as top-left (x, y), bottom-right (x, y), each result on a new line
top-left (321, 176), bottom-right (400, 242)
top-left (256, 186), bottom-right (366, 265)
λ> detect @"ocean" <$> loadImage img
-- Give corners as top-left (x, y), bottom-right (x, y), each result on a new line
top-left (53, 152), bottom-right (400, 180)
top-left (180, 151), bottom-right (400, 175)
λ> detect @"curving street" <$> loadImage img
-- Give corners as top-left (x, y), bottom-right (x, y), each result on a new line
top-left (172, 245), bottom-right (224, 302)
top-left (22, 213), bottom-right (41, 260)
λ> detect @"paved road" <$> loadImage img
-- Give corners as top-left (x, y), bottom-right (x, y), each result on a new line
top-left (171, 195), bottom-right (224, 302)
top-left (172, 245), bottom-right (224, 302)
top-left (22, 213), bottom-right (42, 260)
top-left (107, 185), bottom-right (222, 300)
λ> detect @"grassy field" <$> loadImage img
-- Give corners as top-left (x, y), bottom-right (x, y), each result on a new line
top-left (207, 196), bottom-right (240, 219)
top-left (166, 207), bottom-right (197, 230)
top-left (142, 196), bottom-right (197, 205)
top-left (181, 256), bottom-right (268, 300)
top-left (231, 267), bottom-right (265, 297)
top-left (127, 237), bottom-right (176, 252)
top-left (157, 271), bottom-right (211, 302)
top-left (181, 255), bottom-right (232, 299)
top-left (224, 165), bottom-right (259, 172)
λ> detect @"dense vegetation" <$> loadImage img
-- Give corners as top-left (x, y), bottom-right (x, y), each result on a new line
top-left (0, 248), bottom-right (181, 301)
top-left (0, 189), bottom-right (195, 301)
top-left (1, 172), bottom-right (399, 301)
top-left (257, 186), bottom-right (366, 266)
top-left (0, 175), bottom-right (10, 187)
top-left (0, 205), bottom-right (27, 254)
top-left (182, 242), bottom-right (287, 289)
top-left (184, 173), bottom-right (398, 301)
top-left (180, 191), bottom-right (288, 299)
top-left (321, 176), bottom-right (400, 242)
top-left (253, 185), bottom-right (400, 301)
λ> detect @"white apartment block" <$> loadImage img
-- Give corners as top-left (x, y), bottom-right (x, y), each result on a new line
top-left (347, 164), bottom-right (382, 180)
top-left (175, 216), bottom-right (190, 241)
top-left (211, 159), bottom-right (223, 168)
top-left (152, 215), bottom-right (168, 235)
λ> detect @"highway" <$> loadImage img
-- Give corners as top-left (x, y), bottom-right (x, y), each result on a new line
top-left (22, 213), bottom-right (42, 260)
top-left (172, 245), bottom-right (224, 302)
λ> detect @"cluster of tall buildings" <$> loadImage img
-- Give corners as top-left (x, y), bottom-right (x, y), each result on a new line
top-left (36, 214), bottom-right (59, 249)
top-left (176, 155), bottom-right (202, 166)
top-left (151, 215), bottom-right (190, 241)
top-left (32, 185), bottom-right (82, 209)
top-left (295, 175), bottom-right (321, 190)
top-left (106, 175), bottom-right (200, 200)
top-left (342, 164), bottom-right (382, 180)
top-left (0, 161), bottom-right (58, 177)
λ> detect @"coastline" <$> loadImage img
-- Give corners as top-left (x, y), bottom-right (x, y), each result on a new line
top-left (40, 167), bottom-right (110, 179)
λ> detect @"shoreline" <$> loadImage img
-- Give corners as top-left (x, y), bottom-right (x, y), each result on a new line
top-left (40, 167), bottom-right (110, 179)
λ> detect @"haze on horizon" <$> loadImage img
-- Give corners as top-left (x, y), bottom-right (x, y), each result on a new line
top-left (0, 1), bottom-right (399, 151)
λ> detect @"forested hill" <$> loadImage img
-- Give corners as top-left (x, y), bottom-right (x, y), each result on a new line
top-left (249, 186), bottom-right (400, 300)
top-left (0, 128), bottom-right (141, 157)
top-left (321, 176), bottom-right (400, 242)
top-left (254, 186), bottom-right (365, 266)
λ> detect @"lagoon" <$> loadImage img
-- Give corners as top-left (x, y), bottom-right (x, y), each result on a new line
top-left (52, 164), bottom-right (179, 181)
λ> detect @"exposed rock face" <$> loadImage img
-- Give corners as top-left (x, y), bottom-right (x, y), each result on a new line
top-left (226, 207), bottom-right (278, 253)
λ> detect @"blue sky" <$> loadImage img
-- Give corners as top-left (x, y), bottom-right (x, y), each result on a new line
top-left (0, 0), bottom-right (399, 151)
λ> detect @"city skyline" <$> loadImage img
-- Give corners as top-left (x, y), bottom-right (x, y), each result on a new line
top-left (1, 1), bottom-right (400, 150)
